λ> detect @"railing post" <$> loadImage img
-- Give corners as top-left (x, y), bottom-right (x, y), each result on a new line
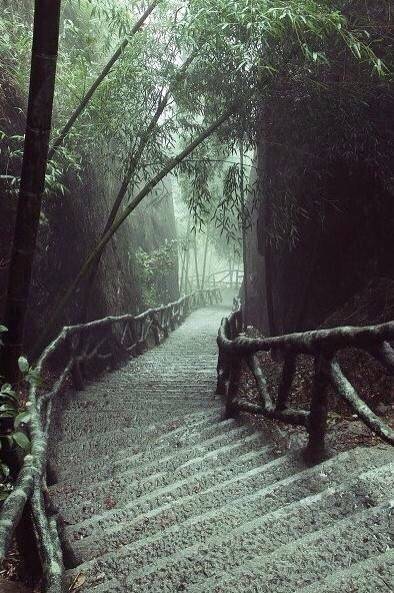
top-left (170, 306), bottom-right (176, 331)
top-left (68, 333), bottom-right (85, 391)
top-left (226, 355), bottom-right (241, 419)
top-left (162, 312), bottom-right (169, 338)
top-left (276, 354), bottom-right (296, 411)
top-left (152, 326), bottom-right (161, 346)
top-left (216, 348), bottom-right (228, 396)
top-left (151, 313), bottom-right (161, 346)
top-left (305, 354), bottom-right (330, 463)
top-left (136, 320), bottom-right (146, 354)
top-left (71, 360), bottom-right (85, 391)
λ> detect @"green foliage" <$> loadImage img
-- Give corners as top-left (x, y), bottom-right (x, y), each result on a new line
top-left (180, 1), bottom-right (391, 250)
top-left (0, 327), bottom-right (36, 505)
top-left (136, 240), bottom-right (178, 307)
top-left (1, 0), bottom-right (391, 309)
top-left (255, 3), bottom-right (393, 250)
top-left (0, 129), bottom-right (74, 198)
top-left (4, 0), bottom-right (386, 233)
top-left (0, 6), bottom-right (31, 95)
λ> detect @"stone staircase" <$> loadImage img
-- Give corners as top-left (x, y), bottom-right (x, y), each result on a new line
top-left (48, 306), bottom-right (394, 593)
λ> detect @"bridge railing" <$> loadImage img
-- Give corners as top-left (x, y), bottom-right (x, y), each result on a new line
top-left (206, 268), bottom-right (244, 290)
top-left (217, 304), bottom-right (394, 463)
top-left (0, 288), bottom-right (221, 592)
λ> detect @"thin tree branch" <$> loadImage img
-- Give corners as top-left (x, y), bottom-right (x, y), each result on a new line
top-left (48, 1), bottom-right (160, 160)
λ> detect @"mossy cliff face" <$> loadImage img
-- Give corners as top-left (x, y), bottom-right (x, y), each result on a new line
top-left (244, 2), bottom-right (393, 335)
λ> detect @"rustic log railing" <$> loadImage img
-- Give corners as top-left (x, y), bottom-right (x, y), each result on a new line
top-left (217, 304), bottom-right (394, 463)
top-left (0, 288), bottom-right (221, 593)
top-left (206, 268), bottom-right (244, 290)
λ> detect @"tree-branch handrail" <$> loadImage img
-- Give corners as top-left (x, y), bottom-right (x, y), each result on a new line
top-left (204, 268), bottom-right (244, 289)
top-left (0, 287), bottom-right (222, 591)
top-left (216, 304), bottom-right (394, 464)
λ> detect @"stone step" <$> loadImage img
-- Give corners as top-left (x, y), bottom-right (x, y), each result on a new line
top-left (57, 439), bottom-right (276, 525)
top-left (64, 461), bottom-right (392, 585)
top-left (133, 501), bottom-right (393, 593)
top-left (63, 390), bottom-right (216, 410)
top-left (63, 387), bottom-right (216, 410)
top-left (297, 549), bottom-right (394, 593)
top-left (67, 383), bottom-right (217, 408)
top-left (50, 425), bottom-right (266, 508)
top-left (65, 445), bottom-right (390, 546)
top-left (54, 408), bottom-right (221, 463)
top-left (82, 548), bottom-right (392, 593)
top-left (54, 417), bottom-right (243, 484)
top-left (82, 579), bottom-right (122, 593)
top-left (57, 401), bottom-right (217, 437)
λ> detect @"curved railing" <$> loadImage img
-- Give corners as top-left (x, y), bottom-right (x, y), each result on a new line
top-left (0, 288), bottom-right (222, 592)
top-left (217, 304), bottom-right (394, 463)
top-left (206, 268), bottom-right (243, 289)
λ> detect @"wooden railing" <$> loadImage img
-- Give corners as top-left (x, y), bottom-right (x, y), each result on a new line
top-left (217, 303), bottom-right (394, 463)
top-left (206, 268), bottom-right (244, 289)
top-left (0, 288), bottom-right (221, 593)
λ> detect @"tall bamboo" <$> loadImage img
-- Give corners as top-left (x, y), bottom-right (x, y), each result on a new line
top-left (193, 232), bottom-right (200, 290)
top-left (2, 0), bottom-right (62, 382)
top-left (201, 225), bottom-right (210, 290)
top-left (34, 106), bottom-right (236, 355)
top-left (240, 139), bottom-right (248, 323)
top-left (81, 53), bottom-right (195, 321)
top-left (179, 214), bottom-right (191, 293)
top-left (48, 1), bottom-right (160, 160)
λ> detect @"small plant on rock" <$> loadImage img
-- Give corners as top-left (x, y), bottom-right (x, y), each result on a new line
top-left (0, 325), bottom-right (36, 505)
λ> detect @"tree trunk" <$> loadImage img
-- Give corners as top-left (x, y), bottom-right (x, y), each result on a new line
top-left (201, 227), bottom-right (210, 290)
top-left (183, 240), bottom-right (191, 294)
top-left (264, 217), bottom-right (276, 336)
top-left (179, 214), bottom-right (191, 293)
top-left (229, 258), bottom-right (234, 289)
top-left (178, 249), bottom-right (185, 292)
top-left (240, 139), bottom-right (248, 321)
top-left (193, 232), bottom-right (200, 290)
top-left (295, 225), bottom-right (321, 331)
top-left (2, 0), bottom-right (61, 383)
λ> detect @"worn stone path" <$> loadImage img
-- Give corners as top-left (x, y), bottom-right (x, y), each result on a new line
top-left (49, 306), bottom-right (393, 593)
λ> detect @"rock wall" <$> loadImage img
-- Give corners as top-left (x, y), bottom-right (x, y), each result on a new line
top-left (244, 3), bottom-right (393, 335)
top-left (243, 157), bottom-right (268, 331)
top-left (245, 128), bottom-right (393, 335)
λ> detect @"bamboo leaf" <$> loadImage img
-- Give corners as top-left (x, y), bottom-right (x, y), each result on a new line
top-left (12, 431), bottom-right (30, 452)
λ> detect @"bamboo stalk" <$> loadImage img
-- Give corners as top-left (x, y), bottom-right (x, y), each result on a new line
top-left (183, 241), bottom-right (191, 294)
top-left (2, 0), bottom-right (62, 383)
top-left (48, 1), bottom-right (160, 160)
top-left (103, 52), bottom-right (196, 237)
top-left (81, 53), bottom-right (196, 321)
top-left (34, 107), bottom-right (235, 356)
top-left (193, 232), bottom-right (200, 290)
top-left (240, 139), bottom-right (248, 321)
top-left (201, 226), bottom-right (209, 290)
top-left (179, 214), bottom-right (191, 293)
